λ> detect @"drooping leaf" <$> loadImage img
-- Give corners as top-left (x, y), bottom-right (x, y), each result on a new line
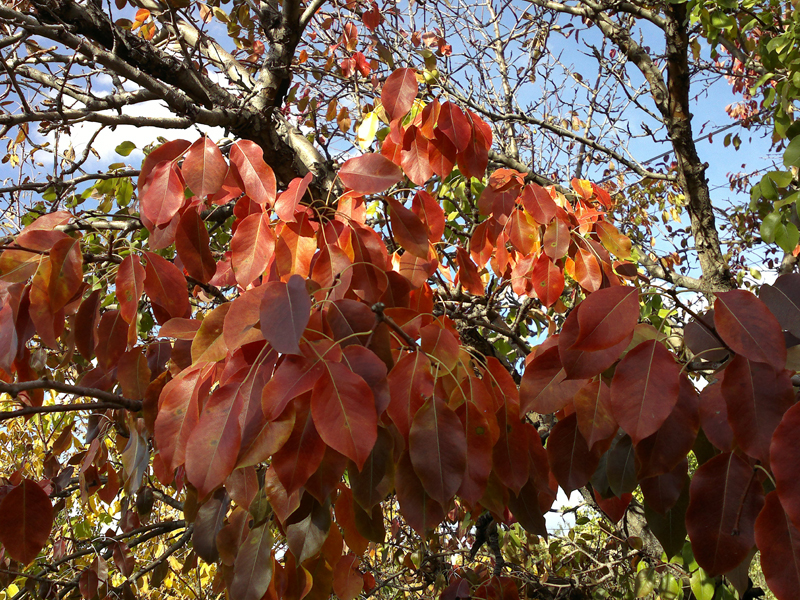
top-left (48, 236), bottom-right (82, 312)
top-left (231, 213), bottom-right (275, 288)
top-left (0, 479), bottom-right (53, 565)
top-left (531, 254), bottom-right (564, 308)
top-left (229, 140), bottom-right (276, 206)
top-left (547, 413), bottom-right (600, 494)
top-left (559, 303), bottom-right (632, 380)
top-left (436, 102), bottom-right (471, 152)
top-left (140, 161), bottom-right (186, 226)
top-left (714, 290), bottom-right (786, 370)
top-left (143, 251), bottom-right (190, 320)
top-left (572, 286), bottom-right (639, 352)
top-left (760, 273), bottom-right (800, 338)
top-left (176, 208), bottom-right (216, 284)
top-left (519, 346), bottom-right (586, 414)
top-left (573, 379), bottom-right (617, 451)
top-left (286, 497), bottom-right (331, 563)
top-left (401, 126), bottom-right (433, 186)
top-left (311, 361), bottom-right (378, 469)
top-left (387, 198), bottom-right (429, 259)
top-left (395, 451), bottom-right (445, 535)
top-left (721, 355), bottom-right (793, 465)
top-left (610, 340), bottom-right (681, 444)
top-left (184, 372), bottom-right (245, 498)
top-left (230, 522), bottom-right (273, 600)
top-left (455, 400), bottom-right (493, 507)
top-left (259, 275), bottom-right (311, 355)
top-left (755, 491), bottom-right (800, 600)
top-left (635, 375), bottom-right (699, 479)
top-left (272, 398), bottom-right (326, 494)
top-left (338, 154), bottom-right (403, 195)
top-left (332, 554), bottom-right (363, 600)
top-left (771, 402), bottom-right (800, 530)
top-left (411, 190), bottom-right (445, 242)
top-left (595, 221), bottom-right (632, 260)
top-left (685, 452), bottom-right (764, 576)
top-left (640, 460), bottom-right (688, 514)
top-left (116, 255), bottom-right (145, 328)
top-left (698, 381), bottom-right (734, 452)
top-left (181, 136), bottom-right (228, 199)
top-left (381, 68), bottom-right (418, 121)
top-left (543, 218), bottom-right (569, 259)
top-left (408, 396), bottom-right (467, 506)
top-left (275, 173), bottom-right (313, 222)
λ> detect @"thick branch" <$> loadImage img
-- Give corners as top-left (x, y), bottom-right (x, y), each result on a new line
top-left (0, 379), bottom-right (141, 410)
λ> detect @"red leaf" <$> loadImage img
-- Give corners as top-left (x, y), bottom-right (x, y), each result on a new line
top-left (428, 132), bottom-right (456, 178)
top-left (387, 198), bottom-right (429, 259)
top-left (542, 218), bottom-right (569, 259)
top-left (547, 413), bottom-right (600, 494)
top-left (770, 402), bottom-right (800, 530)
top-left (140, 161), bottom-right (186, 226)
top-left (154, 364), bottom-right (210, 471)
top-left (48, 236), bottom-right (82, 311)
top-left (572, 287), bottom-right (639, 352)
top-left (610, 340), bottom-right (681, 444)
top-left (311, 361), bottom-right (378, 469)
top-left (401, 126), bottom-right (433, 186)
top-left (594, 492), bottom-right (633, 524)
top-left (95, 310), bottom-right (128, 373)
top-left (332, 554), bottom-right (363, 600)
top-left (520, 183), bottom-right (557, 224)
top-left (573, 379), bottom-right (617, 450)
top-left (117, 347), bottom-right (151, 400)
top-left (699, 381), bottom-right (734, 451)
top-left (559, 304), bottom-right (632, 380)
top-left (0, 300), bottom-right (17, 374)
top-left (685, 452), bottom-right (764, 576)
top-left (275, 173), bottom-right (313, 222)
top-left (721, 355), bottom-right (793, 465)
top-left (508, 209), bottom-right (538, 255)
top-left (437, 102), bottom-right (471, 152)
top-left (229, 140), bottom-right (276, 206)
top-left (760, 273), bottom-right (800, 337)
top-left (143, 251), bottom-right (190, 320)
top-left (0, 479), bottom-right (53, 565)
top-left (259, 274), bottom-right (311, 355)
top-left (409, 396), bottom-right (467, 506)
top-left (381, 68), bottom-right (418, 121)
top-left (519, 346), bottom-right (586, 414)
top-left (635, 376), bottom-right (699, 479)
top-left (455, 400), bottom-right (493, 507)
top-left (411, 191), bottom-right (445, 242)
top-left (493, 405), bottom-right (530, 495)
top-left (181, 136), bottom-right (228, 199)
top-left (714, 290), bottom-right (786, 370)
top-left (339, 154), bottom-right (403, 195)
top-left (231, 522), bottom-right (274, 600)
top-left (185, 375), bottom-right (245, 498)
top-left (573, 248), bottom-right (602, 293)
top-left (117, 255), bottom-right (145, 327)
top-left (395, 451), bottom-right (445, 535)
top-left (387, 351), bottom-right (434, 439)
top-left (531, 254), bottom-right (564, 308)
top-left (755, 491), bottom-right (800, 600)
top-left (456, 121), bottom-right (489, 180)
top-left (456, 247), bottom-right (484, 296)
top-left (137, 139), bottom-right (190, 195)
top-left (420, 324), bottom-right (460, 372)
top-left (640, 459), bottom-right (687, 514)
top-left (231, 213), bottom-right (275, 288)
top-left (261, 353), bottom-right (324, 421)
top-left (272, 398), bottom-right (326, 494)
top-left (176, 208), bottom-right (216, 284)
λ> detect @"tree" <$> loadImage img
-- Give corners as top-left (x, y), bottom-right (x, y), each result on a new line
top-left (0, 0), bottom-right (799, 598)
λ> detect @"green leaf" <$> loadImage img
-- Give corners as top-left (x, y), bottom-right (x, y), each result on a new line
top-left (776, 221), bottom-right (799, 253)
top-left (690, 568), bottom-right (715, 600)
top-left (115, 141), bottom-right (137, 156)
top-left (784, 135), bottom-right (800, 168)
top-left (634, 567), bottom-right (657, 598)
top-left (760, 211), bottom-right (781, 243)
top-left (769, 170), bottom-right (794, 187)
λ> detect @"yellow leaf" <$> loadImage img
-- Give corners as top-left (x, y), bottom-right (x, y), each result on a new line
top-left (356, 112), bottom-right (380, 149)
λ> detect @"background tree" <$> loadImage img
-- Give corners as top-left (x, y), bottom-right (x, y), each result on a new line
top-left (0, 0), bottom-right (798, 599)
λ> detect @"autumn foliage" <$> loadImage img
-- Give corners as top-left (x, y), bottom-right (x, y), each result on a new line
top-left (1, 67), bottom-right (800, 600)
